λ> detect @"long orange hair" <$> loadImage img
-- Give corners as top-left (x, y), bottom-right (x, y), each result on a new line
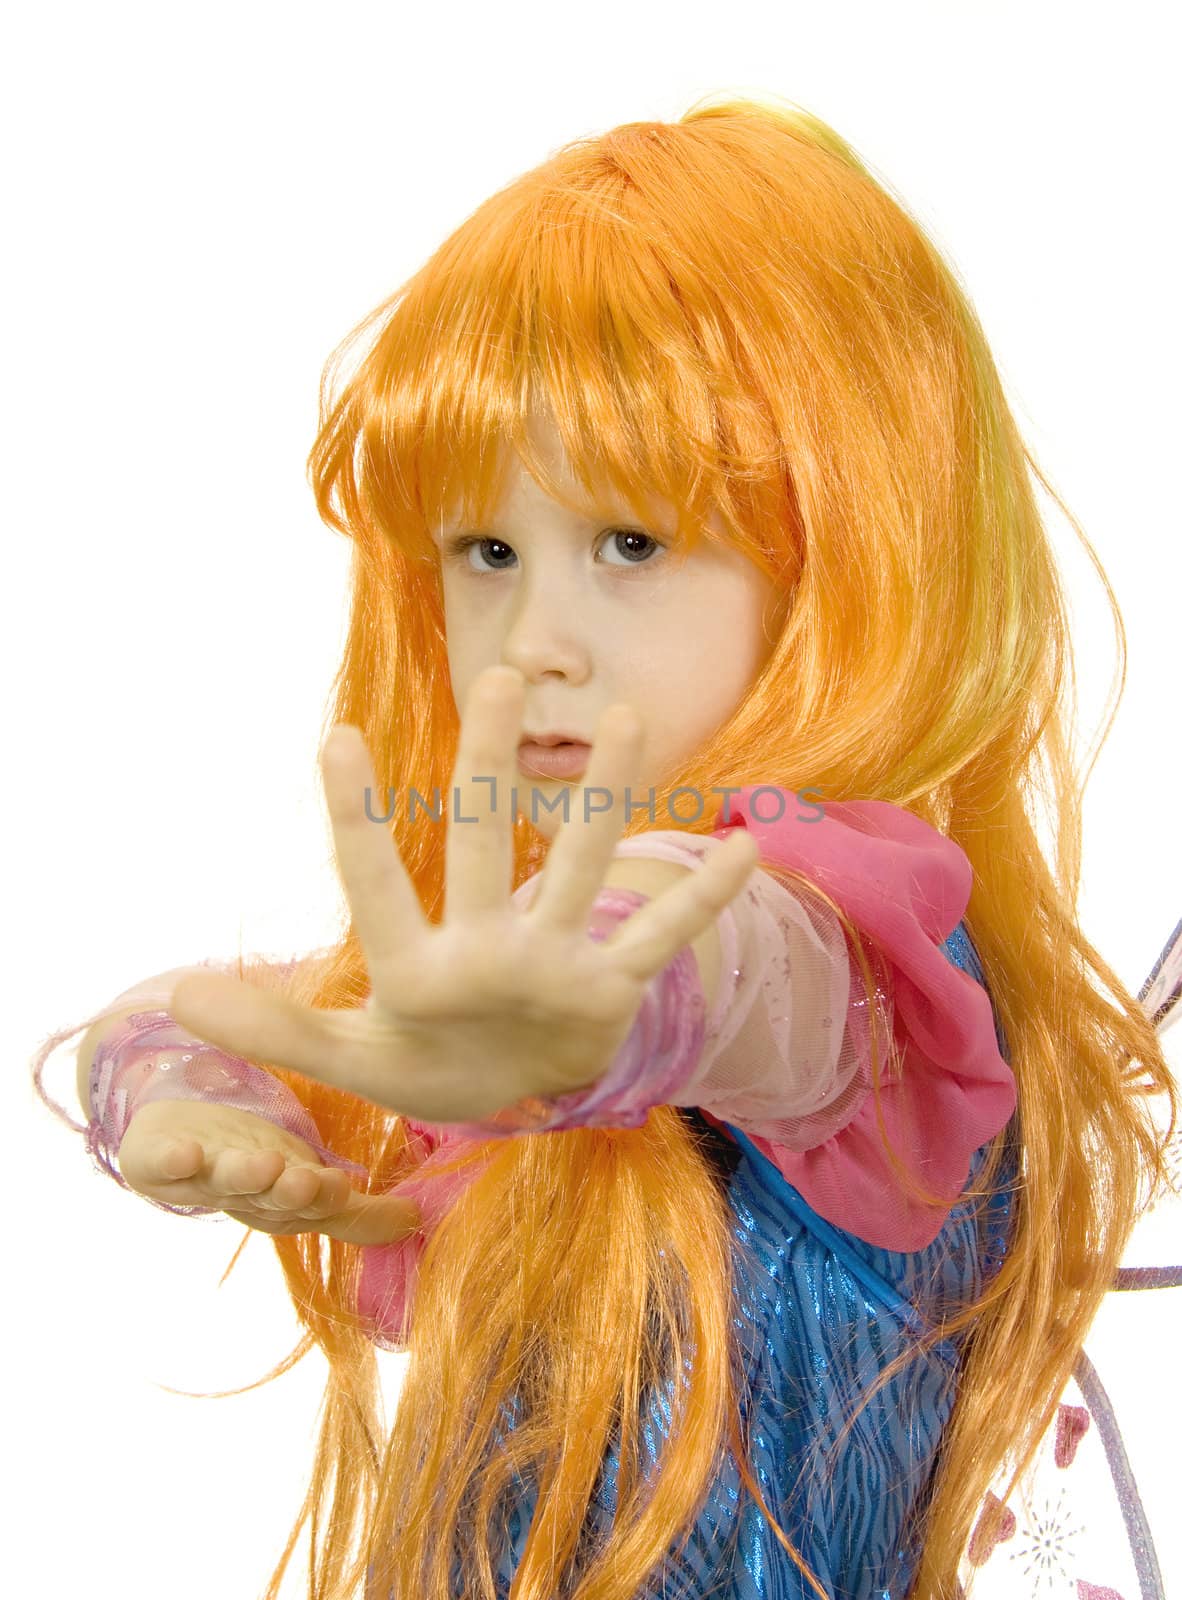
top-left (204, 95), bottom-right (1175, 1597)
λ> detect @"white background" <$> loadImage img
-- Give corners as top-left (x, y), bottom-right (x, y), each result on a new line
top-left (6, 2), bottom-right (1179, 1596)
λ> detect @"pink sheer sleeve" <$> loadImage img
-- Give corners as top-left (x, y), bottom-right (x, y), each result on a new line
top-left (611, 831), bottom-right (876, 1144)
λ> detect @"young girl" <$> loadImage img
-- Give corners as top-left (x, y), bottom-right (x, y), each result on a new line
top-left (31, 96), bottom-right (1180, 1600)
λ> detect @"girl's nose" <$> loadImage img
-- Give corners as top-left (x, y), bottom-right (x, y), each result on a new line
top-left (499, 583), bottom-right (590, 682)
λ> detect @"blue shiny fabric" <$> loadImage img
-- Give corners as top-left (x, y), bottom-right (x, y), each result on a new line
top-left (465, 922), bottom-right (1020, 1599)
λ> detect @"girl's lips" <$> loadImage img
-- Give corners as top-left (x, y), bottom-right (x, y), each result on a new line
top-left (516, 741), bottom-right (591, 779)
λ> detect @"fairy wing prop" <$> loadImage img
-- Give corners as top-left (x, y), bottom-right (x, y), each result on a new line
top-left (1138, 918), bottom-right (1182, 1038)
top-left (960, 918), bottom-right (1181, 1600)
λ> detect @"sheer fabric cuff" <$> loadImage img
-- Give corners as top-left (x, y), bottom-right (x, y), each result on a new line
top-left (86, 1010), bottom-right (368, 1217)
top-left (30, 957), bottom-right (368, 1218)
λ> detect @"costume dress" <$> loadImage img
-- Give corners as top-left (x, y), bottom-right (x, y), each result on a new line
top-left (358, 789), bottom-right (1021, 1599)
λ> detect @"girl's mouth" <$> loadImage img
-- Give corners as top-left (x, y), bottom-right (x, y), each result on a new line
top-left (516, 741), bottom-right (591, 779)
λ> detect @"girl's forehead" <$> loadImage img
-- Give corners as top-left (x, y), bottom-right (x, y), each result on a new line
top-left (432, 413), bottom-right (729, 544)
top-left (438, 440), bottom-right (684, 533)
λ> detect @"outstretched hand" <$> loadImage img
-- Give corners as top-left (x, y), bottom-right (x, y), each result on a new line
top-left (168, 665), bottom-right (761, 1125)
top-left (117, 1099), bottom-right (422, 1244)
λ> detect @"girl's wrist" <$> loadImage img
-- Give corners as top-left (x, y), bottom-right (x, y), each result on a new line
top-left (76, 962), bottom-right (245, 1113)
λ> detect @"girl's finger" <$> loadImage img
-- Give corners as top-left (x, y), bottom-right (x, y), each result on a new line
top-left (320, 723), bottom-right (430, 978)
top-left (315, 1192), bottom-right (423, 1245)
top-left (224, 1162), bottom-right (352, 1218)
top-left (223, 1191), bottom-right (420, 1246)
top-left (528, 702), bottom-right (645, 933)
top-left (597, 829), bottom-right (762, 981)
top-left (214, 1164), bottom-right (327, 1218)
top-left (288, 1169), bottom-right (355, 1217)
top-left (168, 971), bottom-right (363, 1091)
top-left (206, 1144), bottom-right (286, 1199)
top-left (154, 1136), bottom-right (204, 1183)
top-left (443, 666), bottom-right (523, 923)
top-left (256, 1165), bottom-right (318, 1211)
top-left (267, 1165), bottom-right (349, 1214)
top-left (122, 1134), bottom-right (206, 1190)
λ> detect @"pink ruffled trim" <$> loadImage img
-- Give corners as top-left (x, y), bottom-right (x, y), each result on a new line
top-left (710, 789), bottom-right (1017, 1252)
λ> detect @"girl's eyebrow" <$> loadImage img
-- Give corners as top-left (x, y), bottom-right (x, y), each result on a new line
top-left (434, 512), bottom-right (642, 542)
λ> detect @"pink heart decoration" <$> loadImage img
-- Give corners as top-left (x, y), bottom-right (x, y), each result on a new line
top-left (1055, 1402), bottom-right (1091, 1468)
top-left (967, 1491), bottom-right (1017, 1565)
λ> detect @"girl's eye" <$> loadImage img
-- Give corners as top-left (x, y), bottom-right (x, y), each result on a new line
top-left (445, 528), bottom-right (666, 574)
top-left (452, 536), bottom-right (514, 573)
top-left (600, 529), bottom-right (664, 567)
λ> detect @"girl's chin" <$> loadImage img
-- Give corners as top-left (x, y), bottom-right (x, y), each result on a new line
top-left (514, 777), bottom-right (588, 837)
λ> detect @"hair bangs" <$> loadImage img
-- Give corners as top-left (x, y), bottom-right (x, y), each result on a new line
top-left (320, 152), bottom-right (802, 574)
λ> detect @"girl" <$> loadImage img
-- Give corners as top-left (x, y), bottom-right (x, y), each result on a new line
top-left (31, 96), bottom-right (1179, 1599)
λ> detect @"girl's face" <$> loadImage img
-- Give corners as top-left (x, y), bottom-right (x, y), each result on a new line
top-left (434, 418), bottom-right (784, 840)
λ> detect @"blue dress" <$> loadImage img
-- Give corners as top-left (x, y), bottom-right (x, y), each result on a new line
top-left (461, 921), bottom-right (1019, 1599)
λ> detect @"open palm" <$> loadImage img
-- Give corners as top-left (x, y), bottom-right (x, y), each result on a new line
top-left (168, 665), bottom-right (760, 1125)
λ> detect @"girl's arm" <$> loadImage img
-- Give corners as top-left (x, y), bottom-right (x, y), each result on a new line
top-left (350, 811), bottom-right (1018, 1351)
top-left (34, 959), bottom-right (370, 1217)
top-left (464, 818), bottom-right (1016, 1254)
